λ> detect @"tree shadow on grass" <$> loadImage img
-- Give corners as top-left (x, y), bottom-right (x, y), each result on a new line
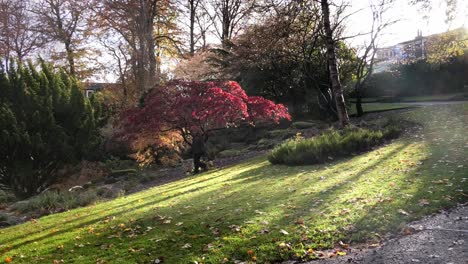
top-left (3, 126), bottom-right (465, 263)
top-left (0, 158), bottom-right (264, 246)
top-left (11, 142), bottom-right (410, 263)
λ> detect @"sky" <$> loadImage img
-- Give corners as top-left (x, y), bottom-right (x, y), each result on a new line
top-left (96, 0), bottom-right (467, 82)
top-left (345, 0), bottom-right (468, 48)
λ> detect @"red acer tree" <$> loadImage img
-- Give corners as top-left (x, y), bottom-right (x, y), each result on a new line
top-left (119, 80), bottom-right (290, 170)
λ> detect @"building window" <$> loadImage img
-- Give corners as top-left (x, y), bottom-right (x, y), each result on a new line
top-left (86, 90), bottom-right (94, 98)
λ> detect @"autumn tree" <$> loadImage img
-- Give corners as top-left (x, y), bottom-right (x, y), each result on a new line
top-left (32, 0), bottom-right (91, 77)
top-left (119, 80), bottom-right (290, 167)
top-left (173, 50), bottom-right (216, 80)
top-left (94, 0), bottom-right (180, 97)
top-left (0, 0), bottom-right (44, 70)
top-left (425, 28), bottom-right (468, 64)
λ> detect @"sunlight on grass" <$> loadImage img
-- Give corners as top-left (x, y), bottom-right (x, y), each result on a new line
top-left (0, 104), bottom-right (466, 263)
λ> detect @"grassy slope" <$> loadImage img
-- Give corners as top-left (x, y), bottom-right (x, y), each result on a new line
top-left (1, 104), bottom-right (467, 264)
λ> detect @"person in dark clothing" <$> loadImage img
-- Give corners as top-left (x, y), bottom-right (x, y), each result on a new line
top-left (192, 135), bottom-right (207, 174)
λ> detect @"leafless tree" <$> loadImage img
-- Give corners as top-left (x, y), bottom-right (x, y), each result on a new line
top-left (32, 0), bottom-right (91, 77)
top-left (354, 0), bottom-right (397, 117)
top-left (187, 0), bottom-right (201, 55)
top-left (0, 0), bottom-right (44, 70)
top-left (101, 37), bottom-right (131, 106)
top-left (94, 0), bottom-right (180, 96)
top-left (194, 4), bottom-right (214, 50)
top-left (205, 0), bottom-right (257, 46)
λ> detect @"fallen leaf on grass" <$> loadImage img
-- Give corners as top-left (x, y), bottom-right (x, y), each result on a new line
top-left (340, 208), bottom-right (350, 215)
top-left (211, 228), bottom-right (220, 236)
top-left (398, 209), bottom-right (410, 216)
top-left (279, 229), bottom-right (289, 235)
top-left (278, 242), bottom-right (290, 249)
top-left (229, 225), bottom-right (241, 232)
top-left (418, 199), bottom-right (430, 206)
top-left (338, 241), bottom-right (349, 249)
top-left (402, 227), bottom-right (415, 235)
top-left (152, 257), bottom-right (163, 263)
top-left (431, 179), bottom-right (449, 184)
top-left (181, 243), bottom-right (192, 249)
top-left (203, 243), bottom-right (214, 252)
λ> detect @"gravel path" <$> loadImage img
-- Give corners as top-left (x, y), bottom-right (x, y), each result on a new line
top-left (291, 204), bottom-right (468, 264)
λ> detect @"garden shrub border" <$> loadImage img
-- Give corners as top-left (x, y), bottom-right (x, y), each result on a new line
top-left (268, 125), bottom-right (401, 166)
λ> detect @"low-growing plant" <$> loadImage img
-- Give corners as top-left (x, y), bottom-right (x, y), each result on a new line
top-left (291, 121), bottom-right (316, 129)
top-left (11, 190), bottom-right (98, 214)
top-left (0, 189), bottom-right (16, 203)
top-left (0, 212), bottom-right (9, 222)
top-left (268, 126), bottom-right (401, 165)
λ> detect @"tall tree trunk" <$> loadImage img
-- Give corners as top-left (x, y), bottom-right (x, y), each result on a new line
top-left (146, 0), bottom-right (158, 88)
top-left (147, 30), bottom-right (157, 87)
top-left (221, 5), bottom-right (230, 48)
top-left (321, 0), bottom-right (349, 127)
top-left (4, 53), bottom-right (10, 72)
top-left (355, 89), bottom-right (364, 117)
top-left (137, 41), bottom-right (146, 95)
top-left (189, 0), bottom-right (195, 55)
top-left (64, 41), bottom-right (75, 76)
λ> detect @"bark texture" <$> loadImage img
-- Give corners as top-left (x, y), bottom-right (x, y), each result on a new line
top-left (321, 0), bottom-right (350, 127)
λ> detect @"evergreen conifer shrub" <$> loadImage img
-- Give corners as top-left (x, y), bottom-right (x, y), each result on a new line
top-left (0, 62), bottom-right (107, 197)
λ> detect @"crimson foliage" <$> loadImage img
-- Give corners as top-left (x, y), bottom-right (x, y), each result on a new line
top-left (120, 80), bottom-right (291, 144)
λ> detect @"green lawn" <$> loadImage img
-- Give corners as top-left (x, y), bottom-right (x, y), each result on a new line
top-left (350, 92), bottom-right (466, 104)
top-left (1, 104), bottom-right (467, 264)
top-left (399, 93), bottom-right (465, 102)
top-left (348, 102), bottom-right (415, 115)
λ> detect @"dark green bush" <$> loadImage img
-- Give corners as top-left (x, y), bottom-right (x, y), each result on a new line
top-left (268, 126), bottom-right (401, 166)
top-left (364, 58), bottom-right (467, 98)
top-left (0, 62), bottom-right (108, 197)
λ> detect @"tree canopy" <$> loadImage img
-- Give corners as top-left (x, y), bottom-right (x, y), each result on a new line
top-left (119, 80), bottom-right (291, 145)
